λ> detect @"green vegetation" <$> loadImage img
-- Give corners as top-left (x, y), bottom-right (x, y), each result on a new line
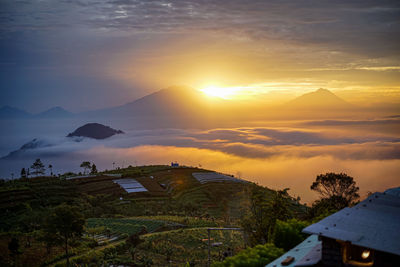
top-left (308, 172), bottom-right (360, 218)
top-left (43, 204), bottom-right (85, 266)
top-left (212, 243), bottom-right (284, 267)
top-left (273, 219), bottom-right (309, 251)
top-left (136, 215), bottom-right (218, 227)
top-left (86, 218), bottom-right (169, 235)
top-left (0, 164), bottom-right (356, 266)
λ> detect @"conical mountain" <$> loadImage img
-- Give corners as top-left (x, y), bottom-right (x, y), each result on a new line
top-left (287, 88), bottom-right (352, 110)
top-left (88, 85), bottom-right (222, 118)
top-left (35, 106), bottom-right (74, 118)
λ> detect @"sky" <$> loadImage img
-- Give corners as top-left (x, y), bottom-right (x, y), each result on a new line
top-left (1, 0), bottom-right (400, 112)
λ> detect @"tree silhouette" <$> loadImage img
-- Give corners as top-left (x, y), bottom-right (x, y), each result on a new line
top-left (20, 168), bottom-right (27, 178)
top-left (8, 236), bottom-right (21, 266)
top-left (90, 164), bottom-right (98, 174)
top-left (30, 159), bottom-right (45, 177)
top-left (44, 204), bottom-right (85, 266)
top-left (80, 161), bottom-right (91, 175)
top-left (48, 164), bottom-right (53, 176)
top-left (311, 172), bottom-right (359, 209)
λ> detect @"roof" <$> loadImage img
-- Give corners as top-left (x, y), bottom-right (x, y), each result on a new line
top-left (385, 187), bottom-right (400, 197)
top-left (303, 187), bottom-right (400, 256)
top-left (266, 235), bottom-right (321, 267)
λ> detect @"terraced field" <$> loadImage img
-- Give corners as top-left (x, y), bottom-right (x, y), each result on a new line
top-left (86, 218), bottom-right (179, 236)
top-left (136, 227), bottom-right (246, 266)
top-left (193, 172), bottom-right (247, 184)
top-left (151, 167), bottom-right (207, 195)
top-left (71, 175), bottom-right (125, 195)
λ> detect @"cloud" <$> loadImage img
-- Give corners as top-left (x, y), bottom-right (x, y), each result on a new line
top-left (302, 118), bottom-right (400, 126)
top-left (3, 123), bottom-right (399, 161)
top-left (2, 0), bottom-right (400, 56)
top-left (1, 120), bottom-right (399, 202)
top-left (1, 0), bottom-right (400, 111)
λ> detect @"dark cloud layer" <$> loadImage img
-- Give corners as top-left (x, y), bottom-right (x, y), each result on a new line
top-left (2, 0), bottom-right (399, 56)
top-left (1, 0), bottom-right (400, 111)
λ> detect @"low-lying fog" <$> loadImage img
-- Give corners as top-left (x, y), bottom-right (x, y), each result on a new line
top-left (1, 117), bottom-right (399, 204)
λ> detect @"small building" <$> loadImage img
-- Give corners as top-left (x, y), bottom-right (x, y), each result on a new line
top-left (171, 162), bottom-right (179, 167)
top-left (267, 187), bottom-right (400, 267)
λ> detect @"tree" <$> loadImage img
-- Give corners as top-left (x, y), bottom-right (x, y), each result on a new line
top-left (18, 204), bottom-right (43, 247)
top-left (48, 164), bottom-right (53, 176)
top-left (90, 164), bottom-right (98, 174)
top-left (240, 185), bottom-right (292, 246)
top-left (31, 159), bottom-right (45, 177)
top-left (36, 229), bottom-right (61, 255)
top-left (20, 168), bottom-right (27, 178)
top-left (310, 172), bottom-right (359, 209)
top-left (8, 236), bottom-right (22, 266)
top-left (80, 161), bottom-right (91, 175)
top-left (44, 204), bottom-right (85, 266)
top-left (126, 233), bottom-right (144, 262)
top-left (273, 219), bottom-right (309, 251)
top-left (267, 189), bottom-right (292, 241)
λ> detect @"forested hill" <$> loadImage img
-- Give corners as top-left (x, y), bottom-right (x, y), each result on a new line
top-left (0, 165), bottom-right (308, 266)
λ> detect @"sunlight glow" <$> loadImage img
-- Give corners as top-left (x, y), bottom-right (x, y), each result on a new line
top-left (200, 85), bottom-right (241, 99)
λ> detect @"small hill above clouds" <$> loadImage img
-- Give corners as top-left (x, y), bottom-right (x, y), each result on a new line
top-left (67, 123), bottom-right (124, 139)
top-left (286, 88), bottom-right (353, 110)
top-left (35, 106), bottom-right (74, 118)
top-left (0, 106), bottom-right (31, 119)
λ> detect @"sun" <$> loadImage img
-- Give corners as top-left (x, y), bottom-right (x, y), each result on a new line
top-left (200, 85), bottom-right (240, 99)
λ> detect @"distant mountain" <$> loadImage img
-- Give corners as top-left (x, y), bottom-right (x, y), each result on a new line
top-left (35, 106), bottom-right (74, 118)
top-left (67, 123), bottom-right (124, 139)
top-left (86, 86), bottom-right (222, 117)
top-left (0, 106), bottom-right (31, 119)
top-left (1, 138), bottom-right (54, 159)
top-left (287, 88), bottom-right (352, 109)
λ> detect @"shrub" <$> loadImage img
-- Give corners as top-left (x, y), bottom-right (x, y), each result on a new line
top-left (273, 219), bottom-right (309, 251)
top-left (212, 243), bottom-right (284, 267)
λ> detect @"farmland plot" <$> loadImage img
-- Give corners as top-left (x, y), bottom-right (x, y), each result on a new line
top-left (192, 172), bottom-right (247, 184)
top-left (86, 218), bottom-right (178, 236)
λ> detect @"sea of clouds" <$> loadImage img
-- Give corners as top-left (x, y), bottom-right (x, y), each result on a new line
top-left (0, 117), bottom-right (399, 203)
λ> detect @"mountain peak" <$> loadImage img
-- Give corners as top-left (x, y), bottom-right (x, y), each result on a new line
top-left (315, 88), bottom-right (332, 93)
top-left (36, 106), bottom-right (73, 118)
top-left (287, 88), bottom-right (352, 109)
top-left (0, 106), bottom-right (31, 119)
